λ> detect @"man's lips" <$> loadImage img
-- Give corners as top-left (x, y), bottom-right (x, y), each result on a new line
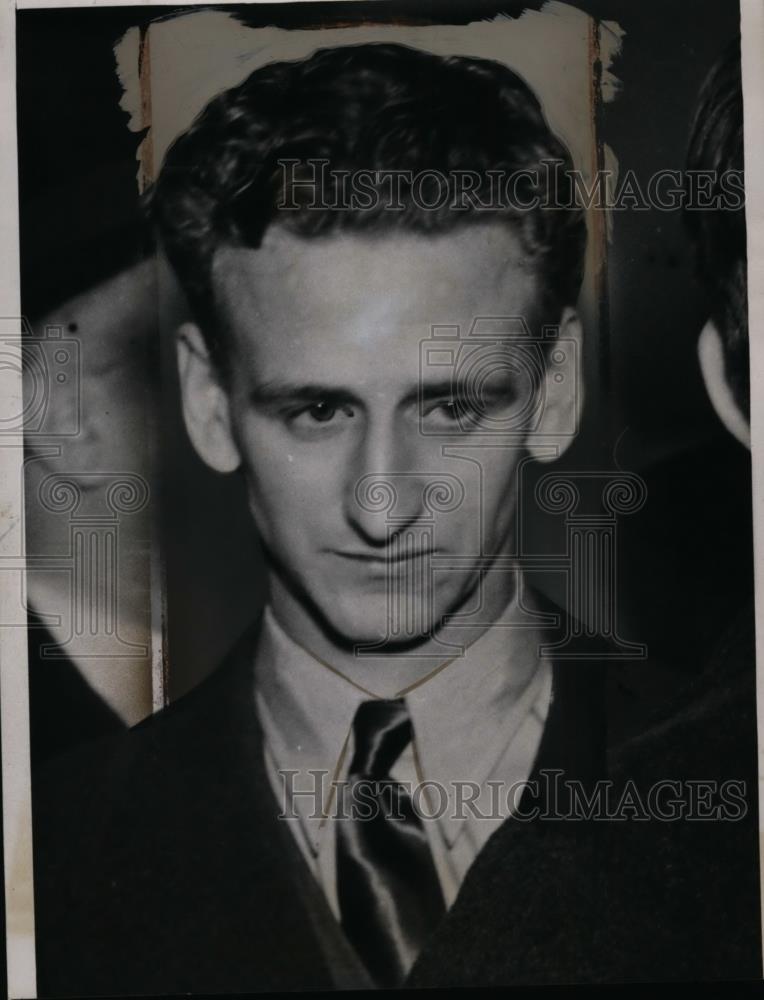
top-left (332, 547), bottom-right (434, 566)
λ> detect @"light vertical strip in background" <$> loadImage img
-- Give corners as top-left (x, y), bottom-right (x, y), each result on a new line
top-left (740, 0), bottom-right (764, 973)
top-left (0, 0), bottom-right (36, 995)
top-left (138, 23), bottom-right (167, 714)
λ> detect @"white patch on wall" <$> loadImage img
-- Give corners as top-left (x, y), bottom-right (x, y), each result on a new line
top-left (115, 2), bottom-right (624, 196)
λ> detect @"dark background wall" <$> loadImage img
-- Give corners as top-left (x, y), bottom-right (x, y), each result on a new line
top-left (17, 0), bottom-right (752, 701)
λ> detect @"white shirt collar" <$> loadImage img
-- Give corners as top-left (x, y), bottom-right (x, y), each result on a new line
top-left (254, 582), bottom-right (549, 850)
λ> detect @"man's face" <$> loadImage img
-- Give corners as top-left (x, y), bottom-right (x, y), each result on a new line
top-left (182, 223), bottom-right (576, 648)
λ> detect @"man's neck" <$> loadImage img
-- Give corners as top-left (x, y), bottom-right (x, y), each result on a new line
top-left (266, 572), bottom-right (520, 697)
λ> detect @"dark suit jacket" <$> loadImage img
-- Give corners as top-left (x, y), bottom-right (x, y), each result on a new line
top-left (32, 599), bottom-right (761, 994)
top-left (28, 615), bottom-right (126, 768)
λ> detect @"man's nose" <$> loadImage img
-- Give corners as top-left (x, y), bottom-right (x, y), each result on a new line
top-left (344, 419), bottom-right (426, 546)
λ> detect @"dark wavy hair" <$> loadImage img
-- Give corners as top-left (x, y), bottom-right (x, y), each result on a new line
top-left (685, 38), bottom-right (749, 418)
top-left (146, 42), bottom-right (587, 360)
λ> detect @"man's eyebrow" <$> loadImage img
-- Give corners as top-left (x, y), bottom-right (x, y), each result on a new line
top-left (415, 374), bottom-right (516, 402)
top-left (416, 380), bottom-right (457, 401)
top-left (249, 376), bottom-right (517, 407)
top-left (248, 380), bottom-right (360, 405)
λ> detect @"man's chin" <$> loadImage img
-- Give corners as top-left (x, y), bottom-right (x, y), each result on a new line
top-left (309, 592), bottom-right (453, 653)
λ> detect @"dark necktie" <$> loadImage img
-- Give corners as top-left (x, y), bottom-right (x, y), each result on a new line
top-left (335, 698), bottom-right (446, 987)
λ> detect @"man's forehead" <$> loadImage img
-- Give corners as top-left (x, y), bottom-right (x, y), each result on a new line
top-left (211, 222), bottom-right (537, 321)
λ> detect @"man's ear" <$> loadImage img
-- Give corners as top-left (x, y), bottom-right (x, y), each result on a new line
top-left (526, 306), bottom-right (583, 463)
top-left (176, 323), bottom-right (241, 473)
top-left (698, 318), bottom-right (751, 449)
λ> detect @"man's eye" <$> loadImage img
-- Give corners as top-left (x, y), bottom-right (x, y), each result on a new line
top-left (435, 401), bottom-right (458, 418)
top-left (308, 401), bottom-right (338, 423)
top-left (289, 400), bottom-right (355, 430)
top-left (425, 399), bottom-right (476, 423)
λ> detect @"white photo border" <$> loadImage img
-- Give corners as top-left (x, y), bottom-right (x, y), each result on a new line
top-left (1, 1), bottom-right (763, 996)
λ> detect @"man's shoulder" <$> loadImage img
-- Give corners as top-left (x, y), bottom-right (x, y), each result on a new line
top-left (529, 584), bottom-right (757, 788)
top-left (31, 617), bottom-right (324, 996)
top-left (409, 602), bottom-right (761, 987)
top-left (606, 599), bottom-right (757, 781)
top-left (599, 602), bottom-right (760, 981)
top-left (32, 616), bottom-right (267, 917)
